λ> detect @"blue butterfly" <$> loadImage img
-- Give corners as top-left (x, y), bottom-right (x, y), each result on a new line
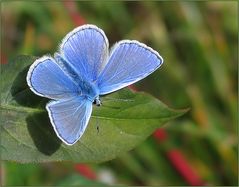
top-left (27, 24), bottom-right (163, 145)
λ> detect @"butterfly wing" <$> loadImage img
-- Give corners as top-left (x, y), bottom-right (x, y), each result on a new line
top-left (46, 96), bottom-right (92, 145)
top-left (59, 24), bottom-right (109, 82)
top-left (97, 40), bottom-right (163, 95)
top-left (27, 56), bottom-right (78, 100)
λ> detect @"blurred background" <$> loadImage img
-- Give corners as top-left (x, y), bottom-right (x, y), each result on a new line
top-left (1, 1), bottom-right (238, 186)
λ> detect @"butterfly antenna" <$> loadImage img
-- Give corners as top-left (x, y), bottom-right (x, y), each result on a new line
top-left (103, 97), bottom-right (134, 102)
top-left (102, 105), bottom-right (121, 109)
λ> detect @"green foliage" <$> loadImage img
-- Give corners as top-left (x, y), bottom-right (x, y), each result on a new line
top-left (57, 174), bottom-right (105, 186)
top-left (0, 55), bottom-right (185, 163)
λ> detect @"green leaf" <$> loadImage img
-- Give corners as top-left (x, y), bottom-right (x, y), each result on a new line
top-left (0, 55), bottom-right (187, 163)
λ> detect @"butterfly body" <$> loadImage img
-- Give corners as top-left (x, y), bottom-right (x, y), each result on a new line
top-left (76, 78), bottom-right (99, 103)
top-left (55, 53), bottom-right (100, 103)
top-left (27, 24), bottom-right (163, 145)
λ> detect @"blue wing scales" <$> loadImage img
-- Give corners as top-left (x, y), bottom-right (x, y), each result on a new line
top-left (27, 56), bottom-right (78, 100)
top-left (46, 96), bottom-right (92, 145)
top-left (97, 40), bottom-right (163, 95)
top-left (59, 24), bottom-right (109, 82)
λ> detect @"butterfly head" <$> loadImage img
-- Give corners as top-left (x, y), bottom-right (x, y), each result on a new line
top-left (93, 96), bottom-right (101, 107)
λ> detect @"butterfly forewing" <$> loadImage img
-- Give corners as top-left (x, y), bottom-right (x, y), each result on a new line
top-left (97, 40), bottom-right (163, 95)
top-left (46, 96), bottom-right (92, 145)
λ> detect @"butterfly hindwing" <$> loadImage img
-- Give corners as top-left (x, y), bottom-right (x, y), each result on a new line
top-left (46, 96), bottom-right (93, 145)
top-left (97, 40), bottom-right (163, 95)
top-left (59, 24), bottom-right (109, 82)
top-left (27, 56), bottom-right (78, 100)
